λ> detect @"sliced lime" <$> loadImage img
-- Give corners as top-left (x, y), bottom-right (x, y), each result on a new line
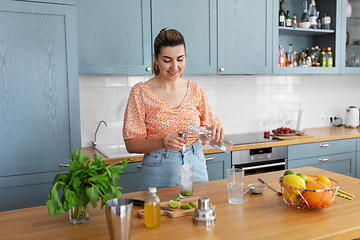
top-left (174, 197), bottom-right (181, 202)
top-left (180, 204), bottom-right (191, 209)
top-left (169, 200), bottom-right (180, 208)
top-left (189, 202), bottom-right (197, 208)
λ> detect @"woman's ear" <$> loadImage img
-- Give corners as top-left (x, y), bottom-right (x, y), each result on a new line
top-left (153, 53), bottom-right (157, 63)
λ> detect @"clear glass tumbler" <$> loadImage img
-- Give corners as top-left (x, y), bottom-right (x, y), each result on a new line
top-left (227, 168), bottom-right (244, 205)
top-left (178, 164), bottom-right (194, 198)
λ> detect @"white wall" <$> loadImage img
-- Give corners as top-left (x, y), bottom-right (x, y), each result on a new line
top-left (79, 74), bottom-right (360, 148)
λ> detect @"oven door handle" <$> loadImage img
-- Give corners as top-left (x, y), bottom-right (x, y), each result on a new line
top-left (241, 162), bottom-right (285, 171)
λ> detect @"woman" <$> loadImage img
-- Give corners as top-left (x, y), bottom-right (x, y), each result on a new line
top-left (123, 28), bottom-right (225, 190)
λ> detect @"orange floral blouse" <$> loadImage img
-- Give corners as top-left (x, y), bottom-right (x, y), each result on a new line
top-left (122, 81), bottom-right (220, 147)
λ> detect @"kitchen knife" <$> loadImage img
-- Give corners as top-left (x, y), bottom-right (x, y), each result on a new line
top-left (131, 199), bottom-right (174, 211)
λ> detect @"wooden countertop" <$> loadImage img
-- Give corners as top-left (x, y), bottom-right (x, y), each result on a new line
top-left (1, 166), bottom-right (360, 239)
top-left (83, 126), bottom-right (360, 165)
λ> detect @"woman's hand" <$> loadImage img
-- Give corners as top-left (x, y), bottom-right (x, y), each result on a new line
top-left (202, 122), bottom-right (224, 143)
top-left (162, 134), bottom-right (186, 151)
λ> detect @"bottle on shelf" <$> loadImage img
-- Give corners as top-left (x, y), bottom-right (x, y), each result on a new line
top-left (308, 0), bottom-right (317, 29)
top-left (314, 46), bottom-right (319, 66)
top-left (287, 44), bottom-right (294, 67)
top-left (286, 11), bottom-right (292, 27)
top-left (326, 47), bottom-right (333, 67)
top-left (280, 46), bottom-right (284, 67)
top-left (301, 1), bottom-right (309, 22)
top-left (316, 11), bottom-right (322, 29)
top-left (323, 12), bottom-right (331, 30)
top-left (185, 123), bottom-right (234, 153)
top-left (310, 46), bottom-right (316, 64)
top-left (292, 14), bottom-right (297, 28)
top-left (144, 187), bottom-right (161, 228)
top-left (293, 51), bottom-right (298, 67)
top-left (321, 51), bottom-right (327, 67)
top-left (279, 11), bottom-right (285, 27)
top-left (307, 56), bottom-right (312, 67)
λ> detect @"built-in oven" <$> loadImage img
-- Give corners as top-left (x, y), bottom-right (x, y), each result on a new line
top-left (232, 146), bottom-right (288, 176)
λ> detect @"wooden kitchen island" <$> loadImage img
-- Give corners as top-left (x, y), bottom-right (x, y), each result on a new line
top-left (1, 166), bottom-right (360, 240)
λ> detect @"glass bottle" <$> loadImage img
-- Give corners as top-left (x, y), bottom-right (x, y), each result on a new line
top-left (185, 123), bottom-right (234, 153)
top-left (286, 11), bottom-right (292, 27)
top-left (316, 11), bottom-right (322, 29)
top-left (308, 0), bottom-right (317, 29)
top-left (292, 14), bottom-right (297, 28)
top-left (287, 44), bottom-right (293, 67)
top-left (323, 12), bottom-right (331, 30)
top-left (280, 46), bottom-right (284, 67)
top-left (279, 11), bottom-right (285, 27)
top-left (327, 48), bottom-right (333, 67)
top-left (301, 1), bottom-right (309, 22)
top-left (144, 187), bottom-right (161, 228)
top-left (321, 51), bottom-right (327, 67)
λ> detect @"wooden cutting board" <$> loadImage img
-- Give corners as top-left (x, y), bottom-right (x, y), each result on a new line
top-left (137, 196), bottom-right (215, 218)
top-left (271, 133), bottom-right (314, 140)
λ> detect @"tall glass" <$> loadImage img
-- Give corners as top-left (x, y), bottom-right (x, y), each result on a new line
top-left (178, 164), bottom-right (194, 198)
top-left (227, 168), bottom-right (244, 205)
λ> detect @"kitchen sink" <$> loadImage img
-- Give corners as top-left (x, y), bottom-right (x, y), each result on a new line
top-left (95, 144), bottom-right (142, 158)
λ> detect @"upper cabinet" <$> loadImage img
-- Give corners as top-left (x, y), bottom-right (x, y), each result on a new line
top-left (77, 0), bottom-right (152, 75)
top-left (151, 0), bottom-right (217, 74)
top-left (340, 0), bottom-right (360, 74)
top-left (218, 0), bottom-right (273, 74)
top-left (273, 0), bottom-right (342, 74)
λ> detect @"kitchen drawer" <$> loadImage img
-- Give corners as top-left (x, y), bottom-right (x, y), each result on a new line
top-left (116, 161), bottom-right (143, 194)
top-left (288, 139), bottom-right (356, 160)
top-left (205, 152), bottom-right (231, 181)
top-left (288, 152), bottom-right (356, 177)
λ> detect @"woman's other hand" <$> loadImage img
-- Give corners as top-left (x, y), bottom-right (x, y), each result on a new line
top-left (162, 134), bottom-right (186, 151)
top-left (202, 122), bottom-right (224, 143)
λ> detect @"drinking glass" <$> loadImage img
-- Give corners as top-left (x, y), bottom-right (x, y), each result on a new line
top-left (227, 168), bottom-right (244, 205)
top-left (260, 117), bottom-right (270, 138)
top-left (271, 113), bottom-right (279, 129)
top-left (284, 112), bottom-right (292, 126)
top-left (178, 164), bottom-right (194, 198)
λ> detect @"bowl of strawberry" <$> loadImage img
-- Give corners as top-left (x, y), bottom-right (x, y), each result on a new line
top-left (272, 127), bottom-right (296, 136)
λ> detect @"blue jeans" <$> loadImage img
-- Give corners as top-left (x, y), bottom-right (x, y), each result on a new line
top-left (140, 141), bottom-right (209, 191)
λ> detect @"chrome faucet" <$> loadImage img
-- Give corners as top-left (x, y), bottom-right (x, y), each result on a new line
top-left (90, 120), bottom-right (107, 146)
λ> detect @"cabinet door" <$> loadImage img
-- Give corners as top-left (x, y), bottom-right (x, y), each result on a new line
top-left (0, 2), bottom-right (80, 177)
top-left (117, 162), bottom-right (143, 194)
top-left (15, 0), bottom-right (75, 4)
top-left (340, 0), bottom-right (360, 73)
top-left (218, 0), bottom-right (272, 74)
top-left (288, 152), bottom-right (356, 177)
top-left (151, 0), bottom-right (217, 74)
top-left (77, 0), bottom-right (152, 75)
top-left (205, 152), bottom-right (231, 181)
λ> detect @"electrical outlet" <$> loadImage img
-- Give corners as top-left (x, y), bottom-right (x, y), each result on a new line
top-left (319, 115), bottom-right (331, 123)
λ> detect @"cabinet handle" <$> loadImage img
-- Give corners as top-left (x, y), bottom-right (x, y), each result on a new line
top-left (205, 157), bottom-right (215, 161)
top-left (319, 144), bottom-right (329, 147)
top-left (146, 67), bottom-right (151, 72)
top-left (137, 165), bottom-right (142, 168)
top-left (219, 68), bottom-right (224, 72)
top-left (319, 158), bottom-right (329, 162)
top-left (59, 164), bottom-right (69, 167)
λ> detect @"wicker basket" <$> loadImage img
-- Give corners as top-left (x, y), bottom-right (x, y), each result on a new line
top-left (278, 174), bottom-right (339, 210)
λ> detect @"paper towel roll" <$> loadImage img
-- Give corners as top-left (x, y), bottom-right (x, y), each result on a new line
top-left (296, 110), bottom-right (305, 132)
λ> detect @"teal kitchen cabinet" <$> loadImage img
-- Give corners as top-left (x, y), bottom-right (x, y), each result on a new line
top-left (0, 0), bottom-right (80, 210)
top-left (288, 139), bottom-right (356, 177)
top-left (16, 0), bottom-right (75, 4)
top-left (76, 0), bottom-right (152, 75)
top-left (339, 0), bottom-right (360, 74)
top-left (117, 162), bottom-right (143, 194)
top-left (151, 0), bottom-right (217, 74)
top-left (218, 0), bottom-right (273, 74)
top-left (205, 152), bottom-right (231, 181)
top-left (273, 0), bottom-right (342, 74)
top-left (356, 138), bottom-right (360, 178)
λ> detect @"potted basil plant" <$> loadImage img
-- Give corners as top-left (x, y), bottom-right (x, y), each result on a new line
top-left (47, 148), bottom-right (132, 225)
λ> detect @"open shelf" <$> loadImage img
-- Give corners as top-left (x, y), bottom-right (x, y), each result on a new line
top-left (279, 27), bottom-right (335, 37)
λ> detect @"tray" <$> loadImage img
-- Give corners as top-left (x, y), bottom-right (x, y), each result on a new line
top-left (271, 133), bottom-right (314, 140)
top-left (137, 196), bottom-right (215, 218)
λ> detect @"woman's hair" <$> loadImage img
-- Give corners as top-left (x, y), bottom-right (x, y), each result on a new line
top-left (152, 28), bottom-right (186, 75)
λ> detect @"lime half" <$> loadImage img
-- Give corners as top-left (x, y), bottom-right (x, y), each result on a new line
top-left (169, 200), bottom-right (180, 208)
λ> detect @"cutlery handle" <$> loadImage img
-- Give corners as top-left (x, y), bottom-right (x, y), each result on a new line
top-left (258, 177), bottom-right (281, 195)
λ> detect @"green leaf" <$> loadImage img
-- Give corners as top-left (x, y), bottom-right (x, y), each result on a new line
top-left (101, 193), bottom-right (112, 209)
top-left (111, 169), bottom-right (120, 185)
top-left (80, 189), bottom-right (90, 207)
top-left (72, 177), bottom-right (80, 191)
top-left (47, 199), bottom-right (54, 216)
top-left (68, 161), bottom-right (76, 175)
top-left (87, 185), bottom-right (100, 208)
top-left (78, 149), bottom-right (84, 165)
top-left (88, 175), bottom-right (101, 182)
top-left (98, 179), bottom-right (110, 190)
top-left (110, 185), bottom-right (121, 198)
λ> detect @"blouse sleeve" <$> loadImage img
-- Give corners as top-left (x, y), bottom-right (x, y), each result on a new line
top-left (122, 84), bottom-right (147, 140)
top-left (196, 84), bottom-right (221, 126)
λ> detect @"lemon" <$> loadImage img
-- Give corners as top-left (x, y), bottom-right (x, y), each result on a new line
top-left (316, 175), bottom-right (331, 188)
top-left (169, 200), bottom-right (180, 208)
top-left (189, 202), bottom-right (197, 208)
top-left (282, 174), bottom-right (306, 203)
top-left (180, 204), bottom-right (191, 209)
top-left (297, 173), bottom-right (308, 183)
top-left (283, 170), bottom-right (296, 176)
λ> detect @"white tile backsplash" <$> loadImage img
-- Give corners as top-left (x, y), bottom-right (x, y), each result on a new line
top-left (79, 74), bottom-right (360, 147)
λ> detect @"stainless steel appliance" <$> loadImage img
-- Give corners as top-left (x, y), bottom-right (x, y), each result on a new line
top-left (228, 133), bottom-right (287, 175)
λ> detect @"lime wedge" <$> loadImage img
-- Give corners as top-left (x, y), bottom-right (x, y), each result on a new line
top-left (169, 200), bottom-right (180, 208)
top-left (174, 197), bottom-right (181, 202)
top-left (189, 202), bottom-right (197, 208)
top-left (180, 204), bottom-right (191, 209)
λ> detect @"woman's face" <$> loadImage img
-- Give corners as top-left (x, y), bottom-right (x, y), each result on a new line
top-left (155, 45), bottom-right (186, 81)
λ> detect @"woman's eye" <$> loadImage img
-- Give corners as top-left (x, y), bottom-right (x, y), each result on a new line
top-left (177, 58), bottom-right (184, 62)
top-left (164, 60), bottom-right (170, 63)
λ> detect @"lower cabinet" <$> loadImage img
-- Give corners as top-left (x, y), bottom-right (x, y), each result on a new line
top-left (356, 138), bottom-right (360, 178)
top-left (205, 152), bottom-right (231, 181)
top-left (117, 162), bottom-right (143, 194)
top-left (288, 139), bottom-right (357, 177)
